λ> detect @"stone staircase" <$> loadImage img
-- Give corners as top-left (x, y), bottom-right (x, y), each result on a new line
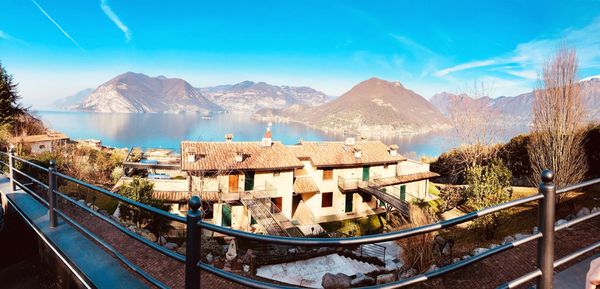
top-left (337, 254), bottom-right (382, 275)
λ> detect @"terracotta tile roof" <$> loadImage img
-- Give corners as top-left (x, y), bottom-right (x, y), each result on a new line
top-left (152, 191), bottom-right (221, 202)
top-left (288, 141), bottom-right (406, 167)
top-left (180, 141), bottom-right (303, 172)
top-left (372, 171), bottom-right (440, 187)
top-left (293, 176), bottom-right (320, 194)
top-left (10, 132), bottom-right (69, 143)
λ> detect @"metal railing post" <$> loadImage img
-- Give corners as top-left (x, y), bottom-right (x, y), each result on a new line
top-left (185, 195), bottom-right (202, 289)
top-left (48, 160), bottom-right (58, 228)
top-left (537, 169), bottom-right (556, 289)
top-left (8, 147), bottom-right (15, 192)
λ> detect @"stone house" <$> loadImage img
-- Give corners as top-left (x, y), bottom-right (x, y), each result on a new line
top-left (10, 132), bottom-right (69, 154)
top-left (180, 131), bottom-right (438, 235)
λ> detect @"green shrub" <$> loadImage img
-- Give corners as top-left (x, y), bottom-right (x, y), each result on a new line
top-left (465, 159), bottom-right (512, 239)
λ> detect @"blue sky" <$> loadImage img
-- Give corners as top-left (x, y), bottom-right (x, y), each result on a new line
top-left (2, 0), bottom-right (600, 107)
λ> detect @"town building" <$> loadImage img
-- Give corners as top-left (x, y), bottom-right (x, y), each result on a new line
top-left (9, 132), bottom-right (69, 154)
top-left (76, 139), bottom-right (102, 150)
top-left (180, 129), bottom-right (439, 236)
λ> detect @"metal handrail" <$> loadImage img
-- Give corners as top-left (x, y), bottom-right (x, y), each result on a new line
top-left (54, 172), bottom-right (186, 224)
top-left (10, 153), bottom-right (50, 173)
top-left (53, 205), bottom-right (171, 289)
top-left (12, 166), bottom-right (49, 189)
top-left (2, 149), bottom-right (184, 289)
top-left (199, 193), bottom-right (543, 246)
top-left (53, 189), bottom-right (186, 262)
top-left (498, 239), bottom-right (600, 289)
top-left (5, 146), bottom-right (600, 289)
top-left (557, 178), bottom-right (600, 194)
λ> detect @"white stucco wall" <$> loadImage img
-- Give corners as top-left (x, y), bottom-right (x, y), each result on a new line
top-left (30, 141), bottom-right (53, 154)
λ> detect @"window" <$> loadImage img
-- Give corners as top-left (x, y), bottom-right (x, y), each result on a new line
top-left (39, 145), bottom-right (46, 149)
top-left (322, 192), bottom-right (333, 208)
top-left (323, 169), bottom-right (333, 180)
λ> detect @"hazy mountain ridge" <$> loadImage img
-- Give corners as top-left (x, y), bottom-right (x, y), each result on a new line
top-left (53, 88), bottom-right (94, 110)
top-left (256, 77), bottom-right (450, 135)
top-left (200, 80), bottom-right (330, 112)
top-left (430, 76), bottom-right (600, 123)
top-left (60, 72), bottom-right (330, 113)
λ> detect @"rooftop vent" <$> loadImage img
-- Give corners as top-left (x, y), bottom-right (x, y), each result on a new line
top-left (345, 137), bottom-right (356, 146)
top-left (389, 144), bottom-right (399, 156)
top-left (225, 134), bottom-right (233, 143)
top-left (186, 152), bottom-right (196, 163)
top-left (235, 151), bottom-right (243, 163)
top-left (360, 136), bottom-right (368, 142)
top-left (353, 147), bottom-right (362, 159)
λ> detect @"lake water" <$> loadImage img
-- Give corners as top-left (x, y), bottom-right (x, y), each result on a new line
top-left (34, 111), bottom-right (501, 158)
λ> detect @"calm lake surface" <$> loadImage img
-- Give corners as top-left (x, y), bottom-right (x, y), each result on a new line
top-left (35, 111), bottom-right (524, 158)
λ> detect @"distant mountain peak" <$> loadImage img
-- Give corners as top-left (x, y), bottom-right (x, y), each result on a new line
top-left (257, 77), bottom-right (449, 135)
top-left (580, 74), bottom-right (600, 82)
top-left (75, 73), bottom-right (222, 113)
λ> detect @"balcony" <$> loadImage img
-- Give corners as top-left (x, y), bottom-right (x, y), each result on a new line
top-left (337, 176), bottom-right (367, 192)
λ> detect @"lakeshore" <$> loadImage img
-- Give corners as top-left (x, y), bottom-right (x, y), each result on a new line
top-left (35, 110), bottom-right (460, 158)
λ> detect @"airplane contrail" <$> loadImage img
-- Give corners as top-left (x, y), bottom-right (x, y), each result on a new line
top-left (31, 0), bottom-right (84, 51)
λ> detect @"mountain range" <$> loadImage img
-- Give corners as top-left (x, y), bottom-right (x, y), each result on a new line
top-left (199, 80), bottom-right (330, 112)
top-left (57, 72), bottom-right (600, 135)
top-left (255, 77), bottom-right (450, 135)
top-left (430, 76), bottom-right (600, 123)
top-left (60, 72), bottom-right (330, 114)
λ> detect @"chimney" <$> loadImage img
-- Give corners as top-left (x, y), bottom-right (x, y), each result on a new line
top-left (186, 150), bottom-right (196, 163)
top-left (360, 136), bottom-right (368, 142)
top-left (261, 123), bottom-right (273, 147)
top-left (235, 151), bottom-right (243, 162)
top-left (225, 134), bottom-right (233, 143)
top-left (344, 137), bottom-right (356, 146)
top-left (353, 147), bottom-right (362, 159)
top-left (389, 144), bottom-right (399, 156)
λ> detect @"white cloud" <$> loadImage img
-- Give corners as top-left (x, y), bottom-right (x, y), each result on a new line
top-left (504, 69), bottom-right (538, 80)
top-left (31, 0), bottom-right (84, 50)
top-left (0, 30), bottom-right (27, 44)
top-left (100, 0), bottom-right (131, 42)
top-left (435, 59), bottom-right (497, 77)
top-left (434, 15), bottom-right (600, 90)
top-left (390, 34), bottom-right (437, 57)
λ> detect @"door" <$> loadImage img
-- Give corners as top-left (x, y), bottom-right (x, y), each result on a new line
top-left (400, 185), bottom-right (406, 201)
top-left (222, 204), bottom-right (232, 227)
top-left (345, 193), bottom-right (353, 213)
top-left (229, 175), bottom-right (239, 193)
top-left (244, 172), bottom-right (255, 191)
top-left (272, 197), bottom-right (283, 213)
top-left (362, 166), bottom-right (370, 181)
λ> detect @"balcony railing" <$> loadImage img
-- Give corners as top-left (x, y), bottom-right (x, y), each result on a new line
top-left (338, 175), bottom-right (367, 191)
top-left (2, 147), bottom-right (600, 289)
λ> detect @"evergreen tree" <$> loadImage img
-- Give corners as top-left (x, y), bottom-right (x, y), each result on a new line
top-left (0, 62), bottom-right (25, 127)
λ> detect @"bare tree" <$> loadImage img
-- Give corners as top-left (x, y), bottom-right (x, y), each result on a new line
top-left (443, 81), bottom-right (503, 180)
top-left (396, 204), bottom-right (436, 272)
top-left (528, 46), bottom-right (587, 203)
